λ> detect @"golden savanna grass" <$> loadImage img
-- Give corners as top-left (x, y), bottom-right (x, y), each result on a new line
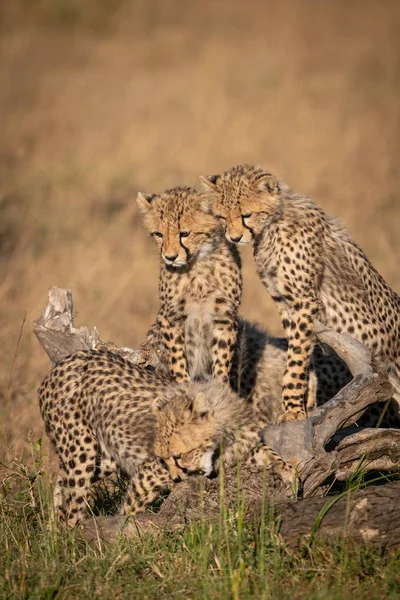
top-left (1, 0), bottom-right (400, 472)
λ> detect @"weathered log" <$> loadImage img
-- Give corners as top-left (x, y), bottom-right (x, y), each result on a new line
top-left (80, 469), bottom-right (289, 548)
top-left (278, 480), bottom-right (400, 550)
top-left (80, 475), bottom-right (400, 553)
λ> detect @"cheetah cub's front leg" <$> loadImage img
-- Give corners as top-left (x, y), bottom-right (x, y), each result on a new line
top-left (269, 295), bottom-right (315, 422)
top-left (277, 295), bottom-right (319, 423)
top-left (211, 300), bottom-right (238, 384)
top-left (249, 443), bottom-right (298, 489)
top-left (157, 312), bottom-right (190, 383)
top-left (123, 451), bottom-right (202, 515)
top-left (271, 229), bottom-right (322, 422)
top-left (123, 457), bottom-right (173, 515)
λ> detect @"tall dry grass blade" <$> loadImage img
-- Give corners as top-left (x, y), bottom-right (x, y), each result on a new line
top-left (4, 313), bottom-right (26, 409)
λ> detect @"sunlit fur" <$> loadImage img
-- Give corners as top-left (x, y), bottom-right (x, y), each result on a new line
top-left (200, 165), bottom-right (281, 246)
top-left (137, 186), bottom-right (220, 267)
top-left (153, 380), bottom-right (242, 460)
top-left (152, 378), bottom-right (294, 479)
top-left (201, 164), bottom-right (400, 422)
top-left (152, 378), bottom-right (297, 482)
top-left (137, 185), bottom-right (242, 384)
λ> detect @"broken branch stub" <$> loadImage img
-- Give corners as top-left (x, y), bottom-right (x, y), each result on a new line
top-left (313, 319), bottom-right (373, 378)
top-left (33, 286), bottom-right (159, 367)
top-left (33, 287), bottom-right (96, 363)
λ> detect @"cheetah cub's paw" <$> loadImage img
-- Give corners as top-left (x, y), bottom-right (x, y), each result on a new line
top-left (276, 409), bottom-right (307, 424)
top-left (250, 443), bottom-right (299, 488)
top-left (164, 456), bottom-right (190, 482)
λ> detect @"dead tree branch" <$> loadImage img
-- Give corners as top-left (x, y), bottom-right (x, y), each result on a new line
top-left (261, 321), bottom-right (395, 496)
top-left (80, 476), bottom-right (400, 554)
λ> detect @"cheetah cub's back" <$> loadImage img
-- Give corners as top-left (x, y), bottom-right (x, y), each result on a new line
top-left (39, 349), bottom-right (230, 525)
top-left (137, 186), bottom-right (242, 384)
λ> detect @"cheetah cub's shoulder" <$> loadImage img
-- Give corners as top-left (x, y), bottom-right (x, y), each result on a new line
top-left (201, 164), bottom-right (400, 422)
top-left (137, 186), bottom-right (242, 385)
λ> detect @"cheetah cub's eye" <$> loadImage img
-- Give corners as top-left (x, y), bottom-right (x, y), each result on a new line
top-left (152, 231), bottom-right (163, 238)
top-left (173, 454), bottom-right (182, 466)
top-left (180, 231), bottom-right (190, 238)
top-left (215, 215), bottom-right (226, 221)
top-left (242, 213), bottom-right (252, 219)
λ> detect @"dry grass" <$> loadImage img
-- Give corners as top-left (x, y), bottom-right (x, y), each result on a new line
top-left (1, 0), bottom-right (400, 469)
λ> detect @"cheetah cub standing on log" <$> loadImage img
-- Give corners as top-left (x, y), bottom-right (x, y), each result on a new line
top-left (201, 164), bottom-right (400, 422)
top-left (137, 186), bottom-right (242, 384)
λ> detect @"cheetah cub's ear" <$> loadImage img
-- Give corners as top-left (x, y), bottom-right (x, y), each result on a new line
top-left (192, 391), bottom-right (212, 421)
top-left (136, 192), bottom-right (158, 213)
top-left (199, 174), bottom-right (220, 192)
top-left (254, 172), bottom-right (281, 196)
top-left (196, 192), bottom-right (213, 214)
top-left (151, 395), bottom-right (169, 414)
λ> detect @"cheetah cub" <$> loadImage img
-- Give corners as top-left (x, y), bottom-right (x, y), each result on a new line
top-left (152, 377), bottom-right (295, 484)
top-left (137, 186), bottom-right (242, 384)
top-left (201, 164), bottom-right (400, 422)
top-left (39, 349), bottom-right (228, 526)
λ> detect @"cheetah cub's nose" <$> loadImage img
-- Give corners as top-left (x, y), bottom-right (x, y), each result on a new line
top-left (230, 235), bottom-right (243, 243)
top-left (165, 254), bottom-right (178, 262)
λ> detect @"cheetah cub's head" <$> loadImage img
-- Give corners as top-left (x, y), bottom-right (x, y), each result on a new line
top-left (200, 164), bottom-right (281, 245)
top-left (136, 186), bottom-right (220, 268)
top-left (152, 380), bottom-right (242, 476)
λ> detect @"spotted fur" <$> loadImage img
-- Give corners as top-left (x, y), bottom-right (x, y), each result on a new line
top-left (201, 164), bottom-right (400, 422)
top-left (137, 186), bottom-right (242, 384)
top-left (39, 349), bottom-right (227, 526)
top-left (152, 377), bottom-right (296, 484)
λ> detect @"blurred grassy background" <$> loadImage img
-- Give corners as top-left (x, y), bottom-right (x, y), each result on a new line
top-left (1, 0), bottom-right (399, 468)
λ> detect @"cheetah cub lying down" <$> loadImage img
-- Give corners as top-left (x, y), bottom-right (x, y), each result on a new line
top-left (137, 186), bottom-right (242, 384)
top-left (201, 164), bottom-right (400, 422)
